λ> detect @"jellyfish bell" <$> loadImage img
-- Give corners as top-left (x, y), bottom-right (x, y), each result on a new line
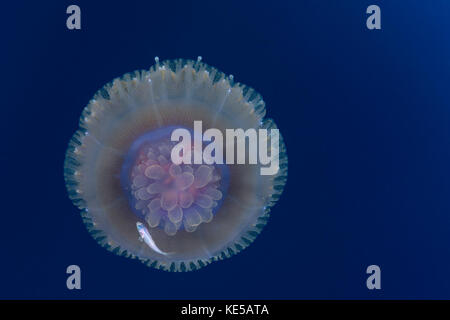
top-left (64, 57), bottom-right (288, 271)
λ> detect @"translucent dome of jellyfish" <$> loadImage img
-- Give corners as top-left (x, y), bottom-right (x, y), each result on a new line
top-left (64, 57), bottom-right (288, 271)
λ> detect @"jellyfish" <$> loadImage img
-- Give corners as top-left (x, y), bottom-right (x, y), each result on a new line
top-left (64, 57), bottom-right (288, 271)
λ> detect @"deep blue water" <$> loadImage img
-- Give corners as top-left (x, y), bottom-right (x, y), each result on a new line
top-left (2, 0), bottom-right (450, 299)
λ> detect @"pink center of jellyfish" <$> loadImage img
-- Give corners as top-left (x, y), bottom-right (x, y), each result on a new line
top-left (120, 126), bottom-right (229, 236)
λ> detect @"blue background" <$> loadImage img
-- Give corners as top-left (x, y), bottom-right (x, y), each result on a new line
top-left (2, 0), bottom-right (450, 299)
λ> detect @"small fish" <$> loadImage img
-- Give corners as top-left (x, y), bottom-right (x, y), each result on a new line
top-left (136, 222), bottom-right (170, 255)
